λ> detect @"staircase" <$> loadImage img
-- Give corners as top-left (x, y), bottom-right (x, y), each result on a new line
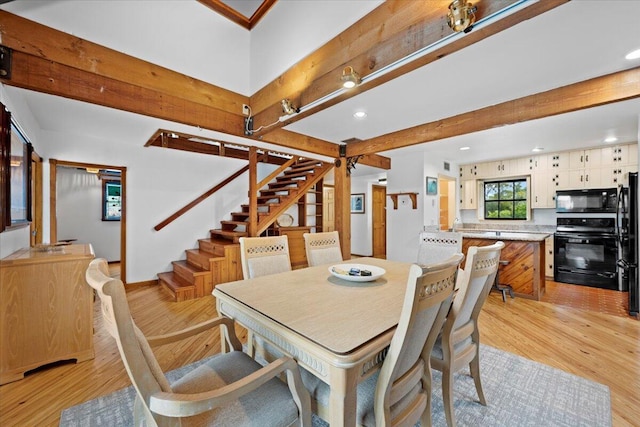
top-left (158, 158), bottom-right (333, 301)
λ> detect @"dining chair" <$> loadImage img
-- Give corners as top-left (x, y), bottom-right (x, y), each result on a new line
top-left (301, 253), bottom-right (464, 427)
top-left (86, 258), bottom-right (311, 427)
top-left (239, 235), bottom-right (292, 279)
top-left (417, 231), bottom-right (463, 266)
top-left (303, 231), bottom-right (343, 267)
top-left (430, 241), bottom-right (505, 427)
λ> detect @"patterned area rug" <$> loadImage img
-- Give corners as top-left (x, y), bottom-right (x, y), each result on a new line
top-left (60, 344), bottom-right (610, 426)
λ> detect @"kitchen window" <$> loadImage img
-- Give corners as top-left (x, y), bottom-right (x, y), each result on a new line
top-left (484, 179), bottom-right (527, 220)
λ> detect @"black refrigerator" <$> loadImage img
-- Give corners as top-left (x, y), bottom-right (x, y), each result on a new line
top-left (618, 172), bottom-right (638, 316)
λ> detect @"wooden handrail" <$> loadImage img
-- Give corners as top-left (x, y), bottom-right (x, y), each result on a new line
top-left (154, 165), bottom-right (249, 231)
top-left (257, 156), bottom-right (297, 189)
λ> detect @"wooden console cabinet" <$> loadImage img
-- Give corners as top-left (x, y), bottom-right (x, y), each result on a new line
top-left (268, 226), bottom-right (311, 269)
top-left (0, 244), bottom-right (95, 384)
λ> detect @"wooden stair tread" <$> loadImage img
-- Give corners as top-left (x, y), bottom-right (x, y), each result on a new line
top-left (173, 259), bottom-right (209, 275)
top-left (198, 237), bottom-right (240, 247)
top-left (158, 272), bottom-right (194, 290)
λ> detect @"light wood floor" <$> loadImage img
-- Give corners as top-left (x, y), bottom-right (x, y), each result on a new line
top-left (0, 282), bottom-right (638, 427)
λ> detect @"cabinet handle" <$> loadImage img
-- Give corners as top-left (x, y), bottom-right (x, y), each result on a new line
top-left (580, 155), bottom-right (583, 162)
top-left (586, 154), bottom-right (589, 162)
top-left (586, 174), bottom-right (589, 182)
top-left (580, 175), bottom-right (583, 182)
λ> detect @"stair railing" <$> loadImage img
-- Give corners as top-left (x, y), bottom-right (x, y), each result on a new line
top-left (154, 164), bottom-right (250, 231)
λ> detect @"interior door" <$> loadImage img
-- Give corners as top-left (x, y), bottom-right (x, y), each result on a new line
top-left (372, 185), bottom-right (386, 258)
top-left (438, 175), bottom-right (456, 230)
top-left (323, 185), bottom-right (335, 232)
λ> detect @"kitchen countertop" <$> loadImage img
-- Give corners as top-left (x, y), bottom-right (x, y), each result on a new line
top-left (458, 229), bottom-right (550, 242)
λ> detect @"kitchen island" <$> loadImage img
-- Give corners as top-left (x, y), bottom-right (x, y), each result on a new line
top-left (460, 230), bottom-right (549, 300)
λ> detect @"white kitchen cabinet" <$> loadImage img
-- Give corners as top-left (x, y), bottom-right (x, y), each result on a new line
top-left (531, 171), bottom-right (554, 208)
top-left (549, 152), bottom-right (570, 170)
top-left (480, 158), bottom-right (526, 178)
top-left (527, 154), bottom-right (548, 171)
top-left (569, 148), bottom-right (605, 169)
top-left (567, 167), bottom-right (605, 189)
top-left (459, 164), bottom-right (479, 180)
top-left (545, 235), bottom-right (554, 278)
top-left (460, 179), bottom-right (477, 209)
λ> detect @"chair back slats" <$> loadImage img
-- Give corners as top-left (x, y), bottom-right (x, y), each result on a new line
top-left (239, 236), bottom-right (292, 279)
top-left (374, 253), bottom-right (464, 426)
top-left (450, 242), bottom-right (504, 330)
top-left (417, 231), bottom-right (463, 266)
top-left (303, 231), bottom-right (343, 267)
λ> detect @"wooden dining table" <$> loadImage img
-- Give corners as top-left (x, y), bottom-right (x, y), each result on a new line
top-left (213, 257), bottom-right (412, 427)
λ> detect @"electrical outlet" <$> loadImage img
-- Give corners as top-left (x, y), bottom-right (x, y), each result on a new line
top-left (242, 104), bottom-right (250, 116)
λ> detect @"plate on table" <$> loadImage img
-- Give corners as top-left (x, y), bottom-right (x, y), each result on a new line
top-left (329, 264), bottom-right (386, 282)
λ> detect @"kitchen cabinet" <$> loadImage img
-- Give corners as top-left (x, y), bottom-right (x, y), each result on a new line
top-left (549, 152), bottom-right (570, 170)
top-left (545, 235), bottom-right (554, 278)
top-left (569, 148), bottom-right (605, 169)
top-left (479, 158), bottom-right (526, 178)
top-left (268, 226), bottom-right (311, 269)
top-left (460, 179), bottom-right (477, 209)
top-left (567, 167), bottom-right (604, 189)
top-left (531, 172), bottom-right (555, 208)
top-left (459, 164), bottom-right (479, 180)
top-left (527, 154), bottom-right (548, 171)
top-left (0, 244), bottom-right (95, 385)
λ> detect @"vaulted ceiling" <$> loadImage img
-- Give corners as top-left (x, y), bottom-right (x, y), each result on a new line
top-left (0, 0), bottom-right (638, 177)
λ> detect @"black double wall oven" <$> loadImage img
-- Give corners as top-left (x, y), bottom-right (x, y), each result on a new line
top-left (554, 188), bottom-right (620, 291)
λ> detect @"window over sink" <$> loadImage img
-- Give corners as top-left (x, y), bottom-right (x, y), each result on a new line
top-left (484, 179), bottom-right (527, 220)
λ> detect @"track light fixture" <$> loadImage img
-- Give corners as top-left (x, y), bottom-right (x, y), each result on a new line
top-left (281, 99), bottom-right (299, 115)
top-left (341, 66), bottom-right (361, 89)
top-left (447, 0), bottom-right (477, 33)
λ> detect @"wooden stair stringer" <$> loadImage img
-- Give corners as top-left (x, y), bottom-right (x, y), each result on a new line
top-left (256, 162), bottom-right (333, 235)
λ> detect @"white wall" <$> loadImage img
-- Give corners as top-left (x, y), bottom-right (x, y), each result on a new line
top-left (39, 127), bottom-right (251, 283)
top-left (56, 167), bottom-right (120, 262)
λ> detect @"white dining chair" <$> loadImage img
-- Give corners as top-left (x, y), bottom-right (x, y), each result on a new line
top-left (303, 231), bottom-right (343, 267)
top-left (301, 254), bottom-right (464, 426)
top-left (86, 258), bottom-right (312, 427)
top-left (417, 231), bottom-right (463, 266)
top-left (430, 241), bottom-right (505, 427)
top-left (239, 235), bottom-right (292, 279)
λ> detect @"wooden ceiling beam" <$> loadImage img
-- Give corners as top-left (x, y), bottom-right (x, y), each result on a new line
top-left (346, 66), bottom-right (640, 157)
top-left (5, 50), bottom-right (244, 135)
top-left (257, 129), bottom-right (391, 170)
top-left (0, 10), bottom-right (248, 116)
top-left (249, 0), bottom-right (568, 137)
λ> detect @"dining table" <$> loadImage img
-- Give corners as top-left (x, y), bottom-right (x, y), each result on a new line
top-left (213, 256), bottom-right (412, 427)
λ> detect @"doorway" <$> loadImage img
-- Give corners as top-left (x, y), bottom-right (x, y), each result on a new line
top-left (438, 175), bottom-right (457, 231)
top-left (372, 184), bottom-right (386, 258)
top-left (49, 159), bottom-right (127, 284)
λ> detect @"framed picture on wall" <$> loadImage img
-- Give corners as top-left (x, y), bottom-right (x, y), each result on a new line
top-left (426, 176), bottom-right (438, 195)
top-left (350, 193), bottom-right (365, 214)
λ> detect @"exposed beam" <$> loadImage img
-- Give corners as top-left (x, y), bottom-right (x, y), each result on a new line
top-left (249, 0), bottom-right (568, 136)
top-left (5, 50), bottom-right (244, 135)
top-left (258, 128), bottom-right (391, 170)
top-left (346, 66), bottom-right (640, 157)
top-left (0, 10), bottom-right (248, 116)
top-left (197, 0), bottom-right (277, 30)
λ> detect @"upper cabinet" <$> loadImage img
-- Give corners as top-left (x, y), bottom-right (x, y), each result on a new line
top-left (459, 143), bottom-right (638, 209)
top-left (459, 164), bottom-right (479, 180)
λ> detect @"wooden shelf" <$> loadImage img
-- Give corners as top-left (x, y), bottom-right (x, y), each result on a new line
top-left (387, 192), bottom-right (418, 209)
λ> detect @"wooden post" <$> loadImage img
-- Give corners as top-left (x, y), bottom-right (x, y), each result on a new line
top-left (248, 147), bottom-right (258, 237)
top-left (334, 159), bottom-right (351, 260)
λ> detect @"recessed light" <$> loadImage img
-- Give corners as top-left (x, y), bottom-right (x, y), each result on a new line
top-left (604, 136), bottom-right (618, 143)
top-left (532, 147), bottom-right (544, 152)
top-left (625, 48), bottom-right (640, 60)
top-left (353, 111), bottom-right (367, 119)
top-left (459, 146), bottom-right (470, 151)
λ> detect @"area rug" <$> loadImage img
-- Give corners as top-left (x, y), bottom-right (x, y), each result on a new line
top-left (60, 344), bottom-right (611, 426)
